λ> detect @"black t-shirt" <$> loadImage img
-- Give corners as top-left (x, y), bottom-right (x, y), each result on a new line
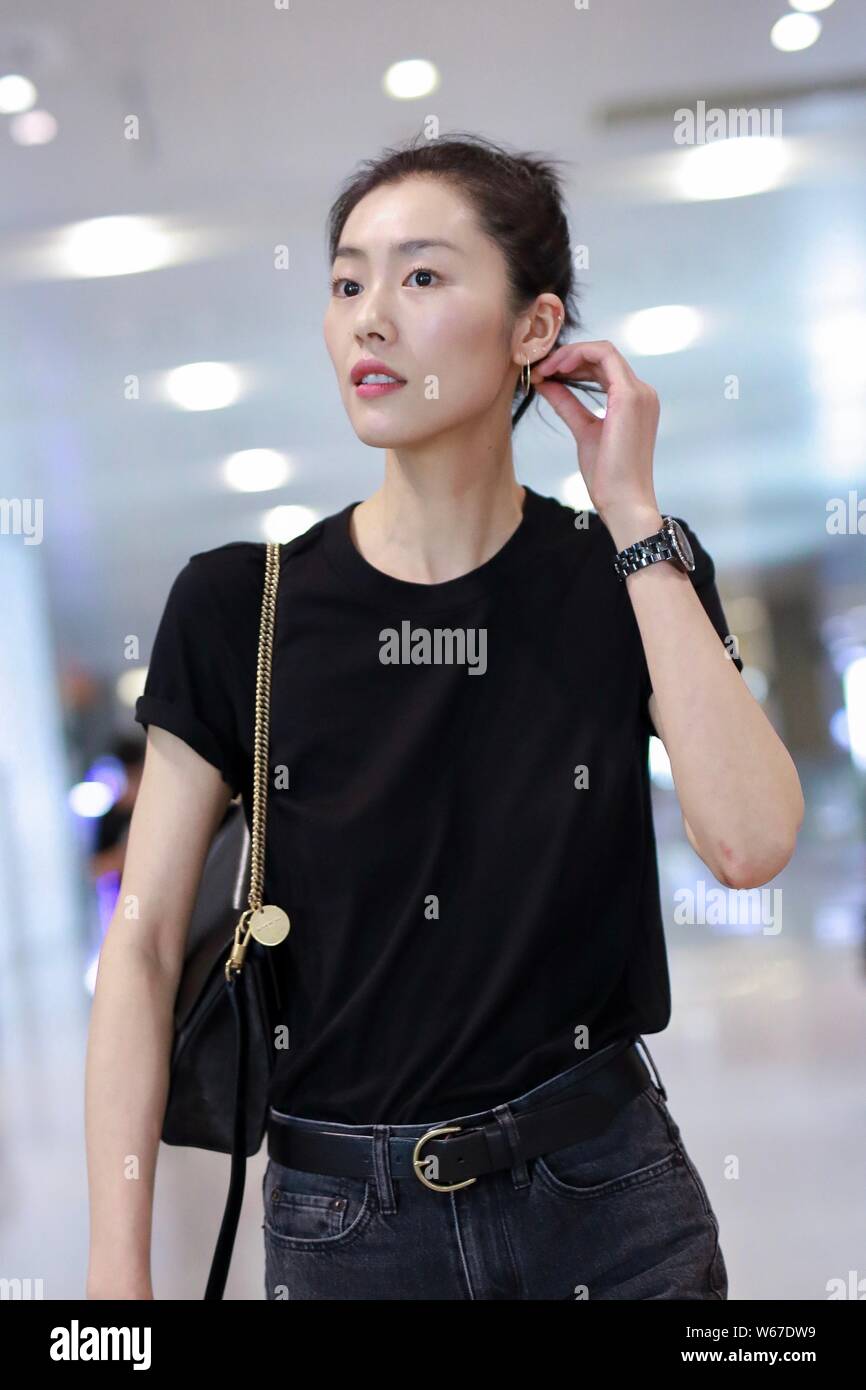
top-left (134, 485), bottom-right (743, 1125)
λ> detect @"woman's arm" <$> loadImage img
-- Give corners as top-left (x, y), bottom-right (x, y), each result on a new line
top-left (529, 340), bottom-right (804, 891)
top-left (609, 502), bottom-right (804, 890)
top-left (84, 725), bottom-right (232, 1299)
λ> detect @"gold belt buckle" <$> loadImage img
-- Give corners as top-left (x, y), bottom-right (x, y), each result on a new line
top-left (412, 1124), bottom-right (477, 1192)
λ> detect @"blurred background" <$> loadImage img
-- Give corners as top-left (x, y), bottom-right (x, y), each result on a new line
top-left (1, 0), bottom-right (865, 1300)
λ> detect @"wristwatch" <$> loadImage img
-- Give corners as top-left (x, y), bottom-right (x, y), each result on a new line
top-left (612, 516), bottom-right (696, 582)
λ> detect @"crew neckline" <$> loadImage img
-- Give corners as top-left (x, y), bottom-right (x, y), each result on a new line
top-left (322, 484), bottom-right (546, 610)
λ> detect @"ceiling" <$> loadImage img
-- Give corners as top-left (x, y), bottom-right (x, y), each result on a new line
top-left (1, 0), bottom-right (865, 680)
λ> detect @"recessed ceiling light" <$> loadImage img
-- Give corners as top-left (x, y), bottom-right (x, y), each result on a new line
top-left (770, 13), bottom-right (822, 51)
top-left (674, 135), bottom-right (793, 201)
top-left (622, 304), bottom-right (702, 355)
top-left (0, 73), bottom-right (37, 114)
top-left (10, 109), bottom-right (57, 145)
top-left (52, 215), bottom-right (176, 277)
top-left (789, 0), bottom-right (834, 12)
top-left (263, 504), bottom-right (319, 542)
top-left (382, 59), bottom-right (439, 100)
top-left (165, 361), bottom-right (243, 411)
top-left (224, 449), bottom-right (291, 492)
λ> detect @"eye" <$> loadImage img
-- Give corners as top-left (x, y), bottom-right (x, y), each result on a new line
top-left (329, 265), bottom-right (442, 297)
top-left (404, 265), bottom-right (440, 288)
top-left (330, 276), bottom-right (361, 298)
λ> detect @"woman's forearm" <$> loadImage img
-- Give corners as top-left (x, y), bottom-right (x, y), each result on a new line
top-left (84, 918), bottom-right (179, 1298)
top-left (606, 503), bottom-right (805, 888)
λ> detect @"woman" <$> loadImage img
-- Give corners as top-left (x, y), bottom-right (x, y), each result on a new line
top-left (85, 133), bottom-right (804, 1300)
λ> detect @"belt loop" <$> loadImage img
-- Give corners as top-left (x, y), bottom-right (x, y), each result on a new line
top-left (635, 1035), bottom-right (668, 1103)
top-left (492, 1103), bottom-right (531, 1190)
top-left (371, 1124), bottom-right (397, 1214)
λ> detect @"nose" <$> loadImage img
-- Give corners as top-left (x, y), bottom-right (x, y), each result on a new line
top-left (354, 307), bottom-right (392, 343)
top-left (351, 280), bottom-right (397, 343)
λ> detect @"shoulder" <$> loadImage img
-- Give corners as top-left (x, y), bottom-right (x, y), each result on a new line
top-left (180, 519), bottom-right (327, 606)
top-left (155, 543), bottom-right (264, 633)
top-left (149, 523), bottom-right (326, 677)
top-left (188, 521), bottom-right (325, 577)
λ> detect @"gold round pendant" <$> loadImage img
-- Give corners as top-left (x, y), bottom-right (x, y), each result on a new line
top-left (248, 904), bottom-right (291, 946)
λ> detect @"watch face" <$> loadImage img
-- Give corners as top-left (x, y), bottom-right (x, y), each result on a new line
top-left (668, 519), bottom-right (695, 570)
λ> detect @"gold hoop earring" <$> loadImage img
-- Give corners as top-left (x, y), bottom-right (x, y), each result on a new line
top-left (521, 357), bottom-right (532, 397)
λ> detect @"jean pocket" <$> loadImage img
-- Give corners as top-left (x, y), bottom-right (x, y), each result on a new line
top-left (532, 1084), bottom-right (681, 1198)
top-left (262, 1156), bottom-right (373, 1250)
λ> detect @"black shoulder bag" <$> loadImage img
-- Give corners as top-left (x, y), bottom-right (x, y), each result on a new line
top-left (161, 541), bottom-right (291, 1299)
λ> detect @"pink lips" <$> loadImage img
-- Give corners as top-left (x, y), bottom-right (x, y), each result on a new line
top-left (354, 378), bottom-right (406, 398)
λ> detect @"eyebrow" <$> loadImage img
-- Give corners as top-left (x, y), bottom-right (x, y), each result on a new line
top-left (332, 237), bottom-right (463, 262)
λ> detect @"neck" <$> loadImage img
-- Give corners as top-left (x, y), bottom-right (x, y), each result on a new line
top-left (349, 443), bottom-right (526, 586)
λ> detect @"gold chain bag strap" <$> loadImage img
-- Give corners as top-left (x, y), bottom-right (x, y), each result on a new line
top-left (226, 540), bottom-right (290, 974)
top-left (162, 541), bottom-right (290, 1298)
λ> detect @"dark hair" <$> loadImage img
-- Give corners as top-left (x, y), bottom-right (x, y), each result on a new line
top-left (326, 131), bottom-right (605, 430)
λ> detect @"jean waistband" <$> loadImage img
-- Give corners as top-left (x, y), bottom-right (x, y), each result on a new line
top-left (268, 1033), bottom-right (661, 1139)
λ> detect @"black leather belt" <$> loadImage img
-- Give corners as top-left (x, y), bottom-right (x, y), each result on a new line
top-left (267, 1040), bottom-right (653, 1193)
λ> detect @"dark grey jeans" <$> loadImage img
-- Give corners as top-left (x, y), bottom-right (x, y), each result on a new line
top-left (262, 1036), bottom-right (728, 1300)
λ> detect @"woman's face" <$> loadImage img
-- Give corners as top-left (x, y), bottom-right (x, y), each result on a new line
top-left (323, 176), bottom-right (524, 450)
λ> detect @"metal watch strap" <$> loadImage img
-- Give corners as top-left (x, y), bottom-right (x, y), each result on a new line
top-left (612, 515), bottom-right (693, 582)
top-left (613, 528), bottom-right (675, 582)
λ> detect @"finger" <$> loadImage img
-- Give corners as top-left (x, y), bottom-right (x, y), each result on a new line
top-left (533, 379), bottom-right (604, 439)
top-left (538, 340), bottom-right (637, 394)
top-left (530, 363), bottom-right (606, 415)
top-left (533, 342), bottom-right (573, 376)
